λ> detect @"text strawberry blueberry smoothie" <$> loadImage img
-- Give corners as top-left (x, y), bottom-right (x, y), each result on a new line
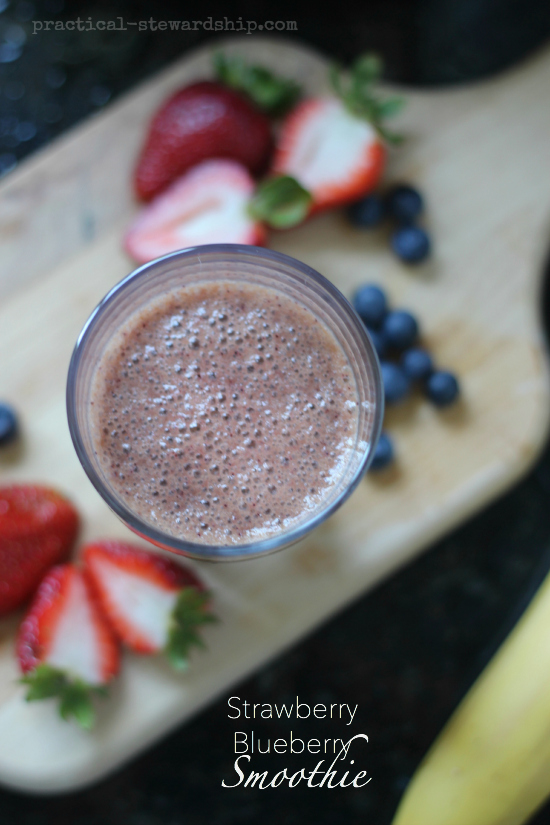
top-left (90, 281), bottom-right (360, 546)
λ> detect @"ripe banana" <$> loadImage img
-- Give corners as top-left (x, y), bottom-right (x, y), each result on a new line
top-left (392, 567), bottom-right (550, 825)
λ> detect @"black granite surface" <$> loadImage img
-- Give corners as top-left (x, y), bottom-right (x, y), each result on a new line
top-left (1, 2), bottom-right (550, 823)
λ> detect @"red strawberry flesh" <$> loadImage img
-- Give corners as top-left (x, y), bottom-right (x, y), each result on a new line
top-left (272, 97), bottom-right (386, 212)
top-left (135, 81), bottom-right (273, 201)
top-left (0, 485), bottom-right (79, 617)
top-left (82, 541), bottom-right (205, 654)
top-left (125, 159), bottom-right (266, 264)
top-left (17, 564), bottom-right (119, 684)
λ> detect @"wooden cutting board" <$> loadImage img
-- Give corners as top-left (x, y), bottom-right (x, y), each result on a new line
top-left (0, 35), bottom-right (549, 794)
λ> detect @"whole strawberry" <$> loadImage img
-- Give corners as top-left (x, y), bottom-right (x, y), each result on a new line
top-left (17, 564), bottom-right (120, 729)
top-left (0, 485), bottom-right (79, 617)
top-left (135, 81), bottom-right (273, 201)
top-left (83, 541), bottom-right (216, 670)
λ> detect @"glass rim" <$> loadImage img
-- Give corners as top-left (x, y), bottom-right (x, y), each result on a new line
top-left (67, 244), bottom-right (384, 561)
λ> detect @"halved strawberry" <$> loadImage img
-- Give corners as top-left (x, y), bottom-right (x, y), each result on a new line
top-left (0, 485), bottom-right (79, 617)
top-left (16, 564), bottom-right (120, 729)
top-left (272, 97), bottom-right (386, 213)
top-left (271, 53), bottom-right (403, 216)
top-left (82, 541), bottom-right (216, 670)
top-left (125, 159), bottom-right (266, 264)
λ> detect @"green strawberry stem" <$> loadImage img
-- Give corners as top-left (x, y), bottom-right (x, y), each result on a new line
top-left (330, 52), bottom-right (405, 144)
top-left (248, 175), bottom-right (313, 229)
top-left (165, 588), bottom-right (218, 671)
top-left (213, 52), bottom-right (301, 116)
top-left (20, 663), bottom-right (108, 730)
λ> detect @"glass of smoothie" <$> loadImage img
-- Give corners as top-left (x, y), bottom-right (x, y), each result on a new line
top-left (67, 245), bottom-right (383, 561)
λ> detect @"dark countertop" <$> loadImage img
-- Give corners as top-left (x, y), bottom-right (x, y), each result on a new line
top-left (2, 2), bottom-right (550, 823)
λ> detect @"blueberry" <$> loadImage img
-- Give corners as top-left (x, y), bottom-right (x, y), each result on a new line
top-left (387, 184), bottom-right (424, 223)
top-left (0, 403), bottom-right (18, 446)
top-left (368, 328), bottom-right (388, 359)
top-left (347, 194), bottom-right (385, 228)
top-left (353, 284), bottom-right (388, 329)
top-left (391, 226), bottom-right (431, 264)
top-left (381, 361), bottom-right (411, 404)
top-left (382, 310), bottom-right (419, 350)
top-left (369, 431), bottom-right (394, 471)
top-left (425, 370), bottom-right (460, 407)
top-left (401, 347), bottom-right (433, 381)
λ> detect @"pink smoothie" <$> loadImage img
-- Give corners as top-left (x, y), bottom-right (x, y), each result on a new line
top-left (90, 281), bottom-right (359, 545)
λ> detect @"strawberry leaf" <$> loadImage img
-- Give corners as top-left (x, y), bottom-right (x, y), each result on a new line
top-left (20, 664), bottom-right (108, 730)
top-left (375, 122), bottom-right (405, 146)
top-left (213, 52), bottom-right (301, 116)
top-left (248, 175), bottom-right (312, 229)
top-left (165, 588), bottom-right (218, 671)
top-left (20, 663), bottom-right (68, 700)
top-left (352, 53), bottom-right (383, 84)
top-left (59, 683), bottom-right (95, 730)
top-left (330, 52), bottom-right (405, 144)
top-left (377, 97), bottom-right (406, 119)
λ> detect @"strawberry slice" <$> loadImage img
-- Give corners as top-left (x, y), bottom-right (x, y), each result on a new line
top-left (82, 541), bottom-right (216, 670)
top-left (271, 53), bottom-right (404, 217)
top-left (125, 159), bottom-right (266, 264)
top-left (272, 97), bottom-right (386, 213)
top-left (0, 485), bottom-right (79, 617)
top-left (134, 81), bottom-right (272, 201)
top-left (16, 564), bottom-right (120, 729)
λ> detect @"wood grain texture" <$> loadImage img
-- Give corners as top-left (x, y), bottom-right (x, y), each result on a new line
top-left (0, 35), bottom-right (549, 793)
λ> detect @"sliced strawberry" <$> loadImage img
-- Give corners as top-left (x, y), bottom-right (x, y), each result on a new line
top-left (16, 564), bottom-right (119, 729)
top-left (82, 541), bottom-right (216, 670)
top-left (0, 485), bottom-right (79, 617)
top-left (270, 53), bottom-right (404, 219)
top-left (272, 97), bottom-right (386, 213)
top-left (134, 81), bottom-right (272, 201)
top-left (125, 159), bottom-right (266, 264)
